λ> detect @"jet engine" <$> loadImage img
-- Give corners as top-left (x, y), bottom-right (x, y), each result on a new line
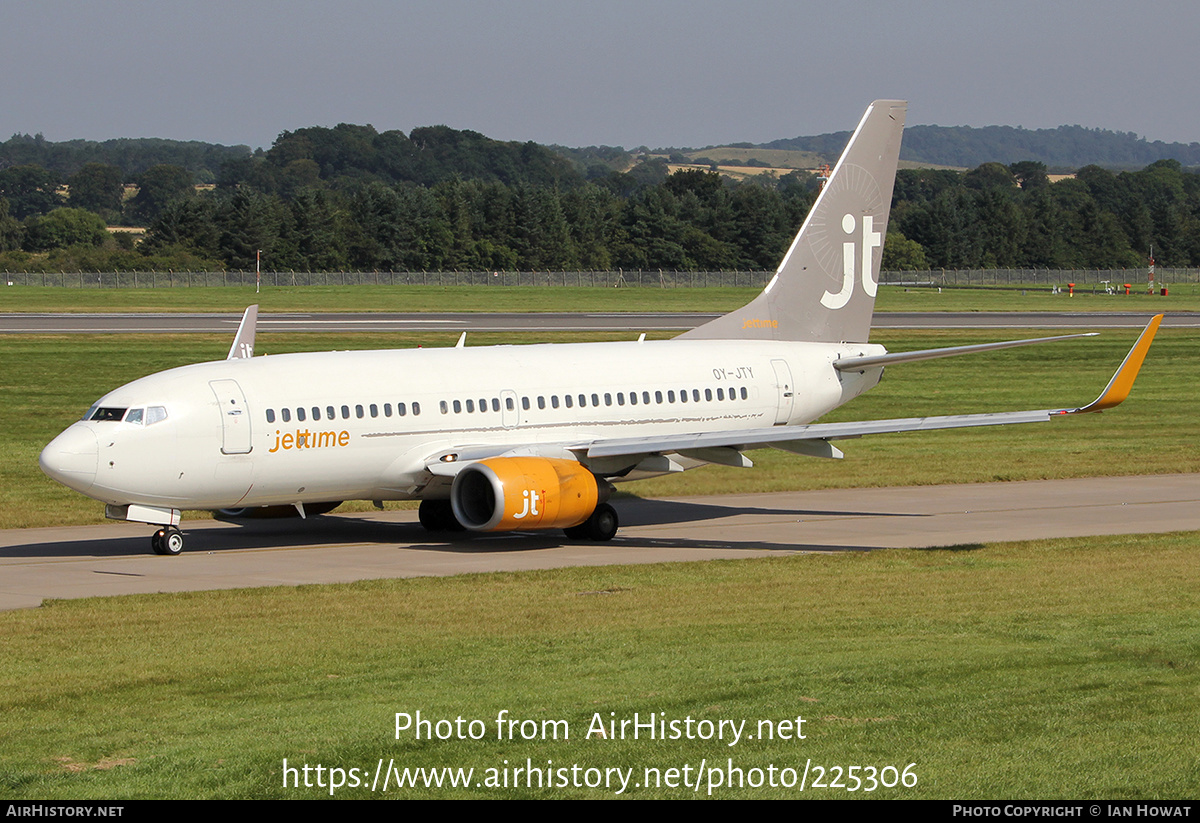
top-left (450, 457), bottom-right (604, 532)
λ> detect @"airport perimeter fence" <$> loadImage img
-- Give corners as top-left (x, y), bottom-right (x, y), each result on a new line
top-left (4, 268), bottom-right (1199, 289)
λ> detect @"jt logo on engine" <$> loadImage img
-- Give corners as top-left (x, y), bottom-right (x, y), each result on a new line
top-left (512, 489), bottom-right (541, 519)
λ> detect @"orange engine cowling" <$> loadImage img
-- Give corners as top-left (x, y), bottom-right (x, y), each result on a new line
top-left (451, 457), bottom-right (599, 532)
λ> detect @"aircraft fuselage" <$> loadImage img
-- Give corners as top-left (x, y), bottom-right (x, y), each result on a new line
top-left (41, 338), bottom-right (886, 513)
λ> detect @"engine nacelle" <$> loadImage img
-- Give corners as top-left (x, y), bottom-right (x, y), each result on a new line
top-left (451, 457), bottom-right (601, 532)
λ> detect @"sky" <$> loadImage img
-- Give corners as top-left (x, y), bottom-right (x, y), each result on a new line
top-left (3, 0), bottom-right (1198, 152)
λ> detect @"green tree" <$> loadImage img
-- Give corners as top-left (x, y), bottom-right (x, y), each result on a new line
top-left (275, 188), bottom-right (347, 271)
top-left (67, 163), bottom-right (124, 215)
top-left (23, 207), bottom-right (109, 251)
top-left (0, 198), bottom-right (23, 251)
top-left (882, 231), bottom-right (928, 270)
top-left (0, 165), bottom-right (63, 219)
top-left (130, 165), bottom-right (195, 223)
top-left (143, 197), bottom-right (221, 259)
top-left (1008, 161), bottom-right (1048, 191)
top-left (216, 188), bottom-right (282, 270)
top-left (963, 162), bottom-right (1017, 192)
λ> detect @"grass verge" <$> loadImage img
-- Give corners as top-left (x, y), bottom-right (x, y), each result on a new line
top-left (2, 283), bottom-right (1198, 313)
top-left (1, 531), bottom-right (1196, 798)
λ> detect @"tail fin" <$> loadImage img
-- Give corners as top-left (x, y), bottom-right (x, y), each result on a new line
top-left (680, 100), bottom-right (906, 343)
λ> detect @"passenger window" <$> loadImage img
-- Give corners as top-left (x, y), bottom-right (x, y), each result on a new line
top-left (604, 393), bottom-right (612, 406)
top-left (740, 387), bottom-right (748, 400)
top-left (705, 389), bottom-right (713, 401)
top-left (617, 393), bottom-right (625, 406)
top-left (693, 390), bottom-right (701, 402)
top-left (643, 391), bottom-right (651, 404)
top-left (412, 402), bottom-right (421, 416)
top-left (564, 395), bottom-right (573, 408)
top-left (537, 396), bottom-right (545, 410)
top-left (383, 403), bottom-right (392, 417)
top-left (398, 403), bottom-right (407, 416)
top-left (522, 397), bottom-right (530, 411)
top-left (453, 400), bottom-right (462, 413)
top-left (491, 398), bottom-right (500, 412)
top-left (668, 390), bottom-right (675, 403)
top-left (505, 397), bottom-right (514, 411)
top-left (717, 388), bottom-right (724, 401)
top-left (356, 405), bottom-right (364, 419)
top-left (312, 407), bottom-right (321, 420)
top-left (440, 401), bottom-right (448, 414)
top-left (282, 408), bottom-right (291, 423)
top-left (341, 405), bottom-right (350, 419)
top-left (551, 395), bottom-right (559, 409)
top-left (266, 409), bottom-right (276, 424)
top-left (370, 403), bottom-right (378, 418)
top-left (655, 391), bottom-right (663, 404)
top-left (466, 399), bottom-right (475, 413)
top-left (591, 393), bottom-right (599, 407)
top-left (327, 405), bottom-right (336, 419)
top-left (629, 392), bottom-right (637, 405)
top-left (579, 394), bottom-right (587, 407)
top-left (297, 407), bottom-right (306, 422)
top-left (679, 390), bottom-right (687, 403)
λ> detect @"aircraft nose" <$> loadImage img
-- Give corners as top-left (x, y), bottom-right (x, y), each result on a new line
top-left (39, 424), bottom-right (98, 493)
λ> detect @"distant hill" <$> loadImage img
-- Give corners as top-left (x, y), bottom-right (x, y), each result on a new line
top-left (0, 134), bottom-right (252, 180)
top-left (0, 126), bottom-right (584, 190)
top-left (762, 124), bottom-right (1200, 170)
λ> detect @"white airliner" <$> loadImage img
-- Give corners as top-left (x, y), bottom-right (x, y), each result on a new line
top-left (39, 101), bottom-right (1162, 555)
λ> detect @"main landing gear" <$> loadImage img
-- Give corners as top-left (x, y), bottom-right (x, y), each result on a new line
top-left (563, 503), bottom-right (619, 542)
top-left (151, 526), bottom-right (185, 556)
top-left (418, 499), bottom-right (466, 532)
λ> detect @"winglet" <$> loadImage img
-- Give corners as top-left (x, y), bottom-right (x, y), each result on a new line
top-left (226, 305), bottom-right (258, 360)
top-left (1068, 314), bottom-right (1161, 414)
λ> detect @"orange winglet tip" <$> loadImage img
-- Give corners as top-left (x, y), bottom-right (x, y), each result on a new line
top-left (1070, 314), bottom-right (1161, 414)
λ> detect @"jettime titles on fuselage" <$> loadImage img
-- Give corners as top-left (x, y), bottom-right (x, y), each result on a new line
top-left (269, 429), bottom-right (351, 452)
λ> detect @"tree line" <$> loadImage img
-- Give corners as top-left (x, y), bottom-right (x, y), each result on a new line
top-left (2, 122), bottom-right (1199, 273)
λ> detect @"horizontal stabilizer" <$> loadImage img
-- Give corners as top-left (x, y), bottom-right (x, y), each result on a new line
top-left (834, 332), bottom-right (1097, 371)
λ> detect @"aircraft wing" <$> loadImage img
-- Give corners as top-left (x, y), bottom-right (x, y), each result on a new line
top-left (423, 316), bottom-right (1160, 475)
top-left (583, 314), bottom-right (1162, 463)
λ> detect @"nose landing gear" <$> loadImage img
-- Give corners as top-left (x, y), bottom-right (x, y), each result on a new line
top-left (151, 526), bottom-right (185, 556)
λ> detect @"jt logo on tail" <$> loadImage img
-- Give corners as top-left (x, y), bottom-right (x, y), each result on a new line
top-left (822, 213), bottom-right (883, 310)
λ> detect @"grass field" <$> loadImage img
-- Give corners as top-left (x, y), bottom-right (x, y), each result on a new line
top-left (2, 532), bottom-right (1197, 798)
top-left (2, 282), bottom-right (1198, 313)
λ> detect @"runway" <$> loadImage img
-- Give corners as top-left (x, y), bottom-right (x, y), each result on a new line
top-left (2, 310), bottom-right (1197, 334)
top-left (2, 474), bottom-right (1196, 611)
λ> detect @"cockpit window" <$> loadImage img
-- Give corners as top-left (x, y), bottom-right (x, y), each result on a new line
top-left (125, 408), bottom-right (144, 425)
top-left (146, 406), bottom-right (168, 425)
top-left (89, 407), bottom-right (127, 422)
